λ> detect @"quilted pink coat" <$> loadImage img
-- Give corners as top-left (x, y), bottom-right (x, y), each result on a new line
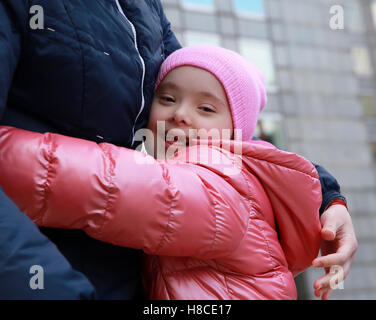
top-left (0, 126), bottom-right (322, 300)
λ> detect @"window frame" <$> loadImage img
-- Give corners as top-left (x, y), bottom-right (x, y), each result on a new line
top-left (350, 46), bottom-right (374, 77)
top-left (181, 0), bottom-right (215, 13)
top-left (232, 0), bottom-right (265, 20)
top-left (238, 37), bottom-right (278, 92)
top-left (183, 30), bottom-right (221, 47)
top-left (371, 0), bottom-right (376, 30)
top-left (344, 1), bottom-right (366, 33)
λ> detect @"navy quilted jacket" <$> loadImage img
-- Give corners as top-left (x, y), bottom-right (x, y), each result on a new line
top-left (0, 0), bottom-right (180, 299)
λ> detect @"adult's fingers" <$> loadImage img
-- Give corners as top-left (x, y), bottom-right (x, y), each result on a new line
top-left (312, 252), bottom-right (347, 268)
top-left (314, 286), bottom-right (333, 300)
top-left (320, 205), bottom-right (345, 240)
top-left (313, 254), bottom-right (355, 299)
top-left (314, 272), bottom-right (344, 300)
top-left (313, 263), bottom-right (349, 290)
top-left (313, 237), bottom-right (357, 268)
top-left (321, 228), bottom-right (336, 241)
top-left (321, 288), bottom-right (333, 300)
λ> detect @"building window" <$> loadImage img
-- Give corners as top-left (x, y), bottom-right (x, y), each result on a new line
top-left (350, 47), bottom-right (374, 77)
top-left (372, 1), bottom-right (376, 30)
top-left (254, 113), bottom-right (284, 148)
top-left (181, 0), bottom-right (214, 12)
top-left (360, 95), bottom-right (376, 163)
top-left (345, 1), bottom-right (366, 33)
top-left (233, 0), bottom-right (264, 19)
top-left (238, 38), bottom-right (276, 90)
top-left (371, 142), bottom-right (376, 163)
top-left (183, 31), bottom-right (221, 47)
top-left (360, 96), bottom-right (376, 117)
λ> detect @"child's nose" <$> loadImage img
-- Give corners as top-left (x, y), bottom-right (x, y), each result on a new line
top-left (172, 105), bottom-right (192, 126)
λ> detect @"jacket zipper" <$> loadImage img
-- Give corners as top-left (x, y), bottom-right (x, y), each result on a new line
top-left (115, 0), bottom-right (146, 146)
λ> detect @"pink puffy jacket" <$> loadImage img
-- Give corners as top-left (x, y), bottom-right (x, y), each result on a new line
top-left (0, 126), bottom-right (322, 300)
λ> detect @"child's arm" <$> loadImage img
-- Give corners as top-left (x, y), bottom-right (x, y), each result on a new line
top-left (0, 126), bottom-right (249, 259)
top-left (251, 137), bottom-right (347, 214)
top-left (251, 137), bottom-right (357, 298)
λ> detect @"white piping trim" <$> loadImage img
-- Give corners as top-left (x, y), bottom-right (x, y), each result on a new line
top-left (115, 0), bottom-right (146, 146)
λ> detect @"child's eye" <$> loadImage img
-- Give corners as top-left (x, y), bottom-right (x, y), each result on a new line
top-left (160, 95), bottom-right (175, 103)
top-left (199, 105), bottom-right (215, 113)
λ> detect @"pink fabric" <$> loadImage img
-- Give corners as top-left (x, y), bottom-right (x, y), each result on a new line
top-left (0, 126), bottom-right (322, 300)
top-left (155, 45), bottom-right (267, 141)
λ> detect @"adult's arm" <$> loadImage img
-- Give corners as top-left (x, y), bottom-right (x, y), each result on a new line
top-left (0, 2), bottom-right (95, 299)
top-left (0, 0), bottom-right (20, 119)
top-left (313, 164), bottom-right (347, 214)
top-left (156, 0), bottom-right (182, 56)
top-left (0, 186), bottom-right (96, 299)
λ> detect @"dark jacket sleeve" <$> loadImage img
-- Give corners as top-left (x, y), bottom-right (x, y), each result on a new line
top-left (251, 137), bottom-right (347, 215)
top-left (156, 0), bottom-right (182, 57)
top-left (0, 0), bottom-right (21, 119)
top-left (0, 187), bottom-right (96, 299)
top-left (0, 2), bottom-right (96, 299)
top-left (313, 163), bottom-right (347, 215)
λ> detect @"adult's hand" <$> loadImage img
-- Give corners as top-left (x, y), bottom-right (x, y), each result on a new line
top-left (312, 204), bottom-right (358, 300)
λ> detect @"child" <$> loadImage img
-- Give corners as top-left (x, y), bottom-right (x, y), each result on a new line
top-left (0, 45), bottom-right (322, 300)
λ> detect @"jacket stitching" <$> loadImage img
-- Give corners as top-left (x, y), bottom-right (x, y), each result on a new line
top-left (95, 144), bottom-right (116, 237)
top-left (197, 177), bottom-right (220, 257)
top-left (243, 152), bottom-right (320, 284)
top-left (154, 165), bottom-right (180, 254)
top-left (162, 264), bottom-right (217, 275)
top-left (191, 151), bottom-right (252, 258)
top-left (225, 156), bottom-right (251, 253)
top-left (154, 165), bottom-right (220, 258)
top-left (43, 31), bottom-right (81, 53)
top-left (39, 134), bottom-right (56, 224)
top-left (244, 194), bottom-right (294, 297)
top-left (244, 145), bottom-right (319, 180)
top-left (156, 257), bottom-right (172, 299)
top-left (41, 8), bottom-right (106, 54)
top-left (41, 23), bottom-right (113, 54)
top-left (214, 260), bottom-right (233, 299)
top-left (276, 270), bottom-right (290, 299)
top-left (240, 168), bottom-right (282, 281)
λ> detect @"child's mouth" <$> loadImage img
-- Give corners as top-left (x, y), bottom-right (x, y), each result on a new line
top-left (165, 135), bottom-right (189, 147)
top-left (165, 134), bottom-right (190, 148)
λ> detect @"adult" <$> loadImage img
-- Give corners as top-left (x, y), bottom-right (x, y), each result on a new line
top-left (0, 0), bottom-right (356, 300)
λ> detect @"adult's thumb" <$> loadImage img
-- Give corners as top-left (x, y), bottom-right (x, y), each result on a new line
top-left (321, 225), bottom-right (336, 241)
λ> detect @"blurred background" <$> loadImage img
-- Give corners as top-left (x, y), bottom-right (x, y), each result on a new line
top-left (161, 0), bottom-right (376, 299)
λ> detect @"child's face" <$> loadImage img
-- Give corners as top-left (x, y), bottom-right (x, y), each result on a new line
top-left (146, 66), bottom-right (233, 157)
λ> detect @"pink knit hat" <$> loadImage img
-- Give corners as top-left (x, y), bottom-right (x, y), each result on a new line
top-left (155, 45), bottom-right (267, 141)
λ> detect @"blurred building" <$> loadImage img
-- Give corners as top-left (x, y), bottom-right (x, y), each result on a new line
top-left (161, 0), bottom-right (376, 299)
